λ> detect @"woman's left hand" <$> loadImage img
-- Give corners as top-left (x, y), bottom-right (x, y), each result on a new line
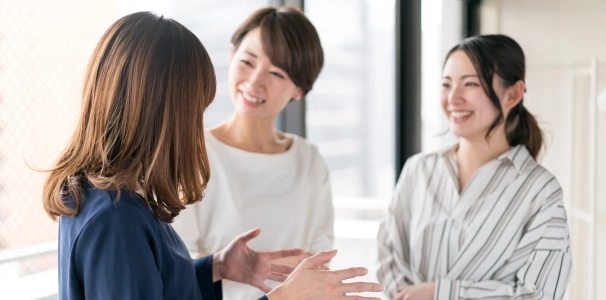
top-left (213, 228), bottom-right (305, 293)
top-left (392, 282), bottom-right (435, 300)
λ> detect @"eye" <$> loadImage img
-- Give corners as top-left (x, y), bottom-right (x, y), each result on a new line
top-left (240, 60), bottom-right (253, 67)
top-left (270, 71), bottom-right (285, 79)
top-left (465, 82), bottom-right (480, 87)
top-left (442, 82), bottom-right (451, 88)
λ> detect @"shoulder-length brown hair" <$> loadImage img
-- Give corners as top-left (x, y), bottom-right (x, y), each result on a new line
top-left (42, 12), bottom-right (216, 223)
top-left (231, 6), bottom-right (323, 94)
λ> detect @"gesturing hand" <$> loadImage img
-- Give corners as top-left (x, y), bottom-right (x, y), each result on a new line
top-left (272, 252), bottom-right (329, 271)
top-left (213, 228), bottom-right (305, 293)
top-left (267, 249), bottom-right (385, 300)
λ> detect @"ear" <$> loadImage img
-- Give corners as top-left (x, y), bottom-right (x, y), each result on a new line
top-left (503, 80), bottom-right (524, 110)
top-left (292, 87), bottom-right (305, 101)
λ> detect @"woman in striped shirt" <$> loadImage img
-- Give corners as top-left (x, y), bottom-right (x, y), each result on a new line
top-left (377, 35), bottom-right (571, 300)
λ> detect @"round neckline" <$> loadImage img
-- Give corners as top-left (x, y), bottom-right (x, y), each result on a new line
top-left (205, 130), bottom-right (298, 157)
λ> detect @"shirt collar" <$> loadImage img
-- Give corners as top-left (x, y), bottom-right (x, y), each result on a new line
top-left (497, 144), bottom-right (532, 173)
top-left (439, 143), bottom-right (532, 174)
top-left (438, 143), bottom-right (459, 158)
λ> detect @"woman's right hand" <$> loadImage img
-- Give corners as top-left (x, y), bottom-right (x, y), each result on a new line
top-left (266, 250), bottom-right (384, 300)
top-left (272, 252), bottom-right (329, 271)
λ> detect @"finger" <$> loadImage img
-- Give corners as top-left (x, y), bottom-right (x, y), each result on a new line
top-left (267, 248), bottom-right (306, 259)
top-left (303, 249), bottom-right (338, 267)
top-left (271, 263), bottom-right (295, 274)
top-left (340, 282), bottom-right (384, 294)
top-left (237, 228), bottom-right (262, 244)
top-left (346, 297), bottom-right (382, 300)
top-left (331, 267), bottom-right (368, 280)
top-left (316, 264), bottom-right (330, 271)
top-left (268, 272), bottom-right (288, 282)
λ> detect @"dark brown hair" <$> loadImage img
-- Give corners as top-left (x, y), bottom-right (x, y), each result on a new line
top-left (42, 12), bottom-right (216, 223)
top-left (445, 34), bottom-right (543, 159)
top-left (231, 6), bottom-right (324, 94)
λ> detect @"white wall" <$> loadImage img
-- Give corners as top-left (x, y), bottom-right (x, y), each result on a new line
top-left (480, 1), bottom-right (606, 299)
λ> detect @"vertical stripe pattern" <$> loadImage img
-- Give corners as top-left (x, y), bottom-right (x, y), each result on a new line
top-left (377, 145), bottom-right (571, 300)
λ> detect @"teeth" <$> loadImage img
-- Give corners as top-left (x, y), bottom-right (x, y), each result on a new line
top-left (242, 92), bottom-right (264, 104)
top-left (451, 111), bottom-right (472, 118)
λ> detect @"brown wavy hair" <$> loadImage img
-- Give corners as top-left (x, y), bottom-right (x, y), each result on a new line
top-left (42, 12), bottom-right (216, 223)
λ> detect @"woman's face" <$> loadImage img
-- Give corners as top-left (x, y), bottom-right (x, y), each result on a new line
top-left (441, 50), bottom-right (505, 141)
top-left (228, 27), bottom-right (304, 121)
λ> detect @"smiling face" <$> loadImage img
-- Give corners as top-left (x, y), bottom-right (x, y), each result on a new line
top-left (441, 50), bottom-right (508, 141)
top-left (228, 27), bottom-right (304, 121)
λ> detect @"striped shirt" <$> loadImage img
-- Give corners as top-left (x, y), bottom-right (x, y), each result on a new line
top-left (377, 144), bottom-right (571, 300)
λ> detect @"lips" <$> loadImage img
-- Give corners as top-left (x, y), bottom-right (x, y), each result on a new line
top-left (450, 111), bottom-right (472, 118)
top-left (241, 91), bottom-right (265, 104)
top-left (449, 110), bottom-right (474, 125)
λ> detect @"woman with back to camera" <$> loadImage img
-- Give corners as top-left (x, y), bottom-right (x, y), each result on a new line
top-left (377, 34), bottom-right (571, 300)
top-left (173, 6), bottom-right (335, 299)
top-left (43, 11), bottom-right (383, 300)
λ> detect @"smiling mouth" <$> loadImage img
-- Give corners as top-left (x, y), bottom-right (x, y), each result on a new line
top-left (241, 91), bottom-right (266, 104)
top-left (450, 111), bottom-right (473, 118)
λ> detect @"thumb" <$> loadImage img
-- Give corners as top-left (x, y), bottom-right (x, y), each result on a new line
top-left (237, 228), bottom-right (262, 244)
top-left (304, 249), bottom-right (338, 268)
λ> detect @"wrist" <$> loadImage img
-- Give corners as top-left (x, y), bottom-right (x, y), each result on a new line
top-left (212, 252), bottom-right (223, 282)
top-left (266, 285), bottom-right (285, 300)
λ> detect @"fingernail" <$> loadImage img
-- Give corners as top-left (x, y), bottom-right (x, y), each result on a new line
top-left (374, 284), bottom-right (384, 292)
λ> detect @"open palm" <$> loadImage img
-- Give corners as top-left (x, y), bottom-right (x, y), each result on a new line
top-left (217, 228), bottom-right (305, 293)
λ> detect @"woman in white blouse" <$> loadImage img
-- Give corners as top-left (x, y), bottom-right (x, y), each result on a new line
top-left (378, 35), bottom-right (571, 300)
top-left (172, 7), bottom-right (334, 300)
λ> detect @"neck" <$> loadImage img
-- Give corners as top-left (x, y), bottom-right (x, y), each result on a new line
top-left (457, 127), bottom-right (511, 170)
top-left (213, 114), bottom-right (288, 153)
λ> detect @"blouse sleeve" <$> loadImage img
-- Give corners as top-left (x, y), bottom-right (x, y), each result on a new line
top-left (308, 161), bottom-right (335, 254)
top-left (377, 158), bottom-right (420, 298)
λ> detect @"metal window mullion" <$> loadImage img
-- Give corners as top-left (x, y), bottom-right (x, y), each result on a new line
top-left (272, 0), bottom-right (306, 137)
top-left (395, 0), bottom-right (422, 177)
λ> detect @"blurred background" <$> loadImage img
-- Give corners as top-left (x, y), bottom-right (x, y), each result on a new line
top-left (1, 0), bottom-right (605, 299)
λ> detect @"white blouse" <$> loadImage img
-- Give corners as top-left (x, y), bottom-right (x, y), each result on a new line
top-left (378, 144), bottom-right (571, 299)
top-left (173, 132), bottom-right (334, 300)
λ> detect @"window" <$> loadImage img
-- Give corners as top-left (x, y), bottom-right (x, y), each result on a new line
top-left (304, 0), bottom-right (395, 291)
top-left (167, 0), bottom-right (271, 127)
top-left (0, 1), bottom-right (121, 298)
top-left (0, 1), bottom-right (269, 299)
top-left (420, 0), bottom-right (459, 153)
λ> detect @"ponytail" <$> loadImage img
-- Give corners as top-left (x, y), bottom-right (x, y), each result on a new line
top-left (505, 103), bottom-right (543, 159)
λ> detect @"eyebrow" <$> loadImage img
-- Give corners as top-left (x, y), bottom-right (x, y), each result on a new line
top-left (244, 51), bottom-right (257, 58)
top-left (442, 74), bottom-right (479, 80)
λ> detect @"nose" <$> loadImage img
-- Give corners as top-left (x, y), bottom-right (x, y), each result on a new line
top-left (447, 84), bottom-right (465, 105)
top-left (247, 69), bottom-right (265, 93)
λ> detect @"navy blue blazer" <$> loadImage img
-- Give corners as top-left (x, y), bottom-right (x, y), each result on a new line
top-left (58, 183), bottom-right (268, 300)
